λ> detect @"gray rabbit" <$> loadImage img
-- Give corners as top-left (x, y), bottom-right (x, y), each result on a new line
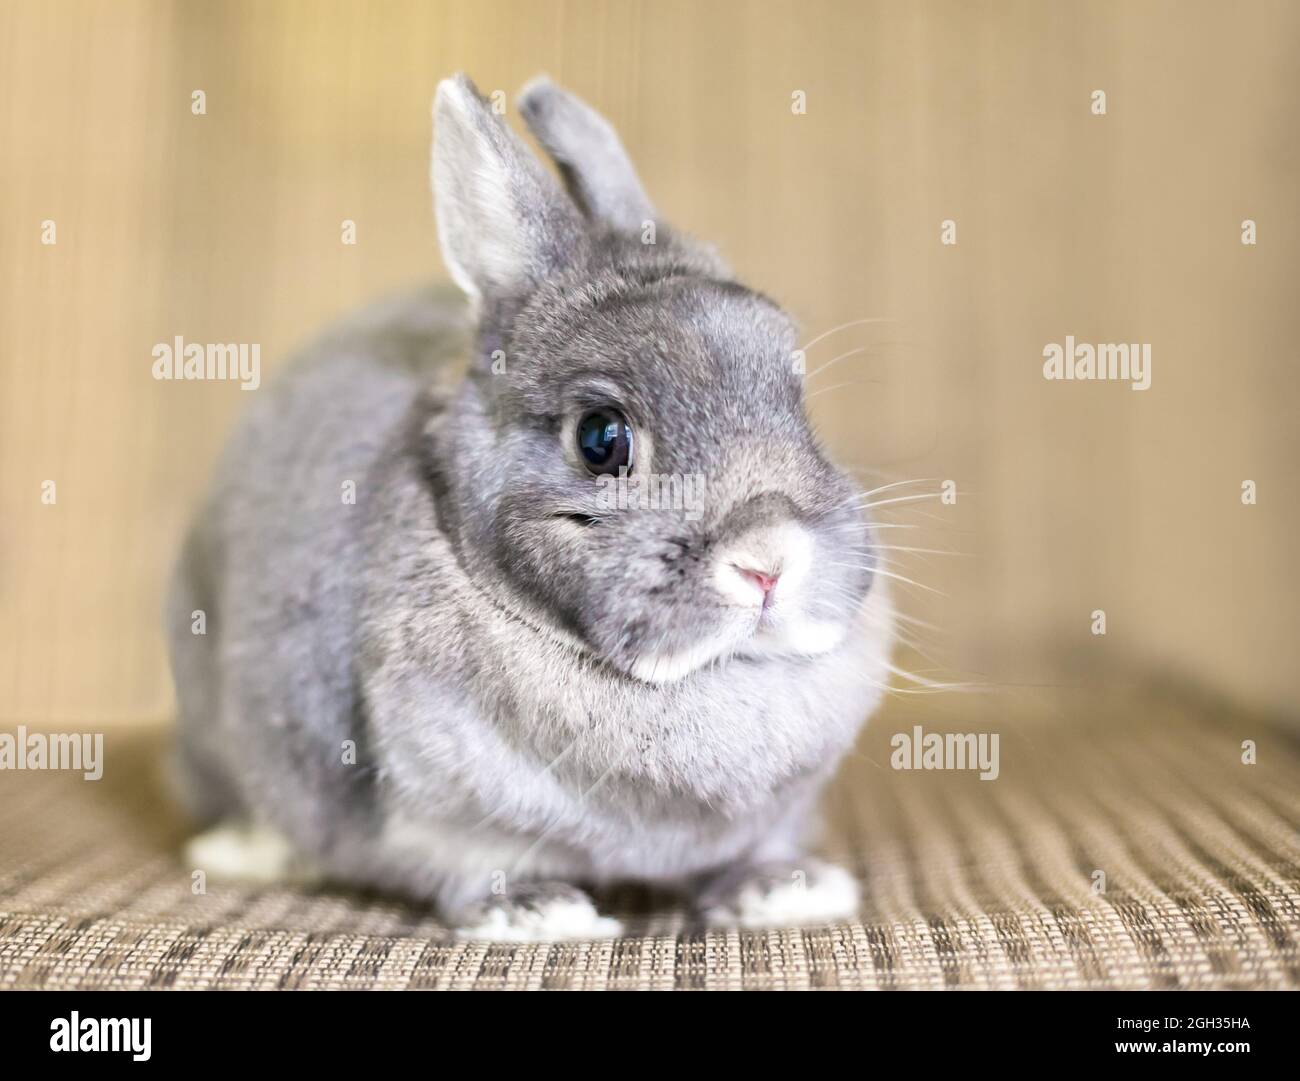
top-left (168, 74), bottom-right (894, 940)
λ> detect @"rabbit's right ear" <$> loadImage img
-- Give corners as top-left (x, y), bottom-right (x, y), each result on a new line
top-left (518, 76), bottom-right (655, 234)
top-left (432, 75), bottom-right (586, 302)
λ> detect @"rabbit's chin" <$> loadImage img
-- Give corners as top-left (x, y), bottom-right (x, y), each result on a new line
top-left (625, 608), bottom-right (852, 685)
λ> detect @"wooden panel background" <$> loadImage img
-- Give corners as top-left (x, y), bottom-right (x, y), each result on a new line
top-left (2, 0), bottom-right (1297, 725)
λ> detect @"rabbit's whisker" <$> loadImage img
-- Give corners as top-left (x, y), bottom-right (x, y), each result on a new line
top-left (797, 316), bottom-right (897, 352)
top-left (824, 562), bottom-right (945, 596)
top-left (848, 492), bottom-right (943, 510)
top-left (851, 477), bottom-right (940, 500)
top-left (865, 545), bottom-right (968, 557)
top-left (804, 341), bottom-right (907, 381)
top-left (805, 346), bottom-right (867, 380)
top-left (881, 661), bottom-right (970, 691)
top-left (806, 378), bottom-right (885, 401)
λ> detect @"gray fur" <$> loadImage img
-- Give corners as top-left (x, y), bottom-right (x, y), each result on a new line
top-left (168, 75), bottom-right (892, 928)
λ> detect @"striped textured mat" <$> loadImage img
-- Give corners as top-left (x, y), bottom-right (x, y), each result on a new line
top-left (0, 685), bottom-right (1296, 990)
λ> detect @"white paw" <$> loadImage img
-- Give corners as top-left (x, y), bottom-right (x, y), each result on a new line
top-left (702, 860), bottom-right (861, 930)
top-left (454, 884), bottom-right (623, 942)
top-left (184, 822), bottom-right (309, 885)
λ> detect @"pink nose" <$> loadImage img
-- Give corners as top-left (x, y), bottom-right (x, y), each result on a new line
top-left (738, 567), bottom-right (780, 597)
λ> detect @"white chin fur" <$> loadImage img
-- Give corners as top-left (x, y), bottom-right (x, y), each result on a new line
top-left (742, 613), bottom-right (847, 660)
top-left (629, 632), bottom-right (737, 684)
top-left (628, 609), bottom-right (849, 684)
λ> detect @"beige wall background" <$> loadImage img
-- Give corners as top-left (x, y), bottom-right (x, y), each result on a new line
top-left (2, 0), bottom-right (1297, 726)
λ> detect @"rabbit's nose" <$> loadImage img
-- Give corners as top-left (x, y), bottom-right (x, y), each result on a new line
top-left (712, 520), bottom-right (813, 609)
top-left (735, 566), bottom-right (780, 600)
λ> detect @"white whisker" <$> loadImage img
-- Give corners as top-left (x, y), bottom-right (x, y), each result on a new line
top-left (805, 345), bottom-right (869, 381)
top-left (851, 492), bottom-right (943, 510)
top-left (825, 562), bottom-right (945, 595)
top-left (866, 545), bottom-right (969, 557)
top-left (805, 378), bottom-right (885, 402)
top-left (798, 316), bottom-right (896, 352)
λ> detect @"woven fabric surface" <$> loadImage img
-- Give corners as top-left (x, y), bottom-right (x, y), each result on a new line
top-left (1, 686), bottom-right (1297, 990)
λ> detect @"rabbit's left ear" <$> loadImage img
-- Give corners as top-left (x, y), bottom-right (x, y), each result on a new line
top-left (432, 74), bottom-right (587, 302)
top-left (518, 76), bottom-right (656, 234)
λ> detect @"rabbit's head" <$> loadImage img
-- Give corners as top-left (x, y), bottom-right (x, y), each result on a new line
top-left (429, 75), bottom-right (875, 684)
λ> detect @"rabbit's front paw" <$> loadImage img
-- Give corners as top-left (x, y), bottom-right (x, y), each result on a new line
top-left (698, 858), bottom-right (860, 929)
top-left (452, 882), bottom-right (623, 942)
top-left (184, 821), bottom-right (317, 885)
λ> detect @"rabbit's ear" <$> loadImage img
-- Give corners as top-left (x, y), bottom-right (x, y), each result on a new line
top-left (517, 76), bottom-right (655, 234)
top-left (432, 75), bottom-right (586, 302)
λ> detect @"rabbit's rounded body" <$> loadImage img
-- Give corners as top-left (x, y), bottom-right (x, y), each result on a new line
top-left (173, 287), bottom-right (892, 916)
top-left (170, 75), bottom-right (895, 937)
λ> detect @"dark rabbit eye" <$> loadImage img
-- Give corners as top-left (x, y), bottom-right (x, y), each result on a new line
top-left (576, 409), bottom-right (634, 476)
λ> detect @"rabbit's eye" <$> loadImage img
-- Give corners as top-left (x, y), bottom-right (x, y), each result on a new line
top-left (577, 409), bottom-right (634, 476)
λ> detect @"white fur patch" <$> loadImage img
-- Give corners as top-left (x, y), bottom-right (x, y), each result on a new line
top-left (185, 823), bottom-right (307, 885)
top-left (704, 862), bottom-right (861, 930)
top-left (774, 613), bottom-right (846, 656)
top-left (629, 632), bottom-right (736, 684)
top-left (455, 892), bottom-right (623, 942)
